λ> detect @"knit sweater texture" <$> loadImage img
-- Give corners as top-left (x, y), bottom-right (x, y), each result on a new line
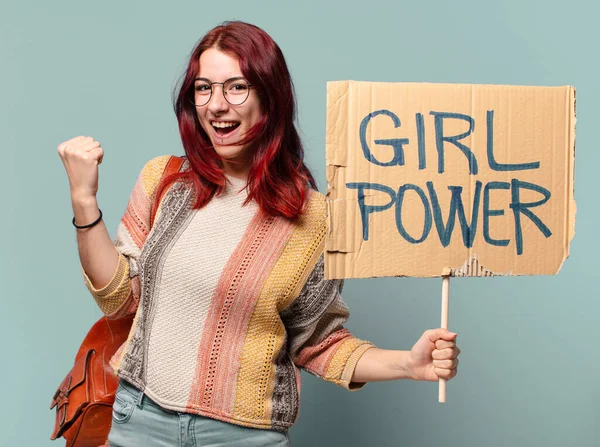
top-left (81, 155), bottom-right (375, 432)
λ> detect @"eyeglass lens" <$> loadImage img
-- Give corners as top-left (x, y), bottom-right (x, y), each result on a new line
top-left (193, 79), bottom-right (250, 106)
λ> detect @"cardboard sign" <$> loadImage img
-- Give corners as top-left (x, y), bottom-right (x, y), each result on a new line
top-left (325, 81), bottom-right (576, 279)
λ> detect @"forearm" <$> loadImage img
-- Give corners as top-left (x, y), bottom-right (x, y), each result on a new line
top-left (72, 195), bottom-right (120, 290)
top-left (351, 347), bottom-right (414, 383)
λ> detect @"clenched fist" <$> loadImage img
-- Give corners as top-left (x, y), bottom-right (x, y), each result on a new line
top-left (409, 328), bottom-right (460, 382)
top-left (57, 136), bottom-right (104, 201)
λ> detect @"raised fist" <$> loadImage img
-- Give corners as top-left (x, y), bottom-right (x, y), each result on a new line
top-left (57, 136), bottom-right (104, 200)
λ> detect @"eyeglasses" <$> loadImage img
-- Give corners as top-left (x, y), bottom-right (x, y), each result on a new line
top-left (190, 76), bottom-right (253, 107)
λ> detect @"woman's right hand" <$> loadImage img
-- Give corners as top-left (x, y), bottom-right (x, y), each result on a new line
top-left (57, 136), bottom-right (104, 201)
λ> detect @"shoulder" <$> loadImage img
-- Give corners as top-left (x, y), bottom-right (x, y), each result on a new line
top-left (287, 187), bottom-right (327, 243)
top-left (137, 154), bottom-right (186, 196)
top-left (302, 188), bottom-right (326, 221)
top-left (140, 154), bottom-right (185, 176)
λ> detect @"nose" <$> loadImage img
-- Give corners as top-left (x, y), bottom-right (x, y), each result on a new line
top-left (207, 84), bottom-right (228, 116)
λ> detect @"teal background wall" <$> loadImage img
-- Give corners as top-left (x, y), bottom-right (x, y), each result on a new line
top-left (1, 1), bottom-right (597, 446)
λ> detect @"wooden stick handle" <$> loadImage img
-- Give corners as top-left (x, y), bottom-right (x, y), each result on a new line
top-left (439, 275), bottom-right (450, 403)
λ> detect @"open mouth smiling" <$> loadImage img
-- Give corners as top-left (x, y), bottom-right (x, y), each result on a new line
top-left (211, 120), bottom-right (241, 136)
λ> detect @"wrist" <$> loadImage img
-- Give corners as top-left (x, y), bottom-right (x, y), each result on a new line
top-left (71, 195), bottom-right (101, 229)
top-left (392, 350), bottom-right (416, 381)
top-left (405, 351), bottom-right (416, 380)
top-left (71, 193), bottom-right (98, 207)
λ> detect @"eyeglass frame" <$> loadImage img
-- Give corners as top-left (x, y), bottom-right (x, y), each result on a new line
top-left (190, 76), bottom-right (254, 107)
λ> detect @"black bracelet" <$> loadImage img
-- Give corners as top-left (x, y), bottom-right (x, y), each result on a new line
top-left (73, 209), bottom-right (103, 229)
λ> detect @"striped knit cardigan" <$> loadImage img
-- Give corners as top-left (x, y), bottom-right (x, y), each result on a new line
top-left (81, 155), bottom-right (375, 432)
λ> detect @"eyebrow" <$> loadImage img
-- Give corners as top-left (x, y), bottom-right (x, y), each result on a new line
top-left (193, 76), bottom-right (246, 83)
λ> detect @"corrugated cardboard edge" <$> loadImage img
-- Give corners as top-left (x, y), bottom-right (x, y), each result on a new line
top-left (325, 81), bottom-right (350, 168)
top-left (325, 81), bottom-right (351, 256)
top-left (555, 86), bottom-right (577, 274)
top-left (441, 255), bottom-right (512, 277)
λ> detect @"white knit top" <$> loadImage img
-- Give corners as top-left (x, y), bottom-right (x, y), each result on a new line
top-left (145, 174), bottom-right (259, 407)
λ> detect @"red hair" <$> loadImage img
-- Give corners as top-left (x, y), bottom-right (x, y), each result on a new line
top-left (154, 21), bottom-right (317, 220)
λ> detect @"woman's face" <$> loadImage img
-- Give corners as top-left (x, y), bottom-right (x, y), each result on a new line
top-left (195, 48), bottom-right (261, 174)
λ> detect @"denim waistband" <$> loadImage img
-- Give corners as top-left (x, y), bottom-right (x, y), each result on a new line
top-left (117, 378), bottom-right (178, 414)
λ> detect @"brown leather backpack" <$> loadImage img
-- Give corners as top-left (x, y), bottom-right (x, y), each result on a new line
top-left (50, 314), bottom-right (134, 446)
top-left (50, 156), bottom-right (185, 446)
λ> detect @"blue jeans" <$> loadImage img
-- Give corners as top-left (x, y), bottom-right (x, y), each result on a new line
top-left (108, 379), bottom-right (292, 447)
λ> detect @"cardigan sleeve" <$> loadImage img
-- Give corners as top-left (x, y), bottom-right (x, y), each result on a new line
top-left (80, 155), bottom-right (172, 318)
top-left (280, 254), bottom-right (376, 391)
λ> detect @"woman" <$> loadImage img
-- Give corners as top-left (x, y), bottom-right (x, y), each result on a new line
top-left (58, 21), bottom-right (460, 447)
